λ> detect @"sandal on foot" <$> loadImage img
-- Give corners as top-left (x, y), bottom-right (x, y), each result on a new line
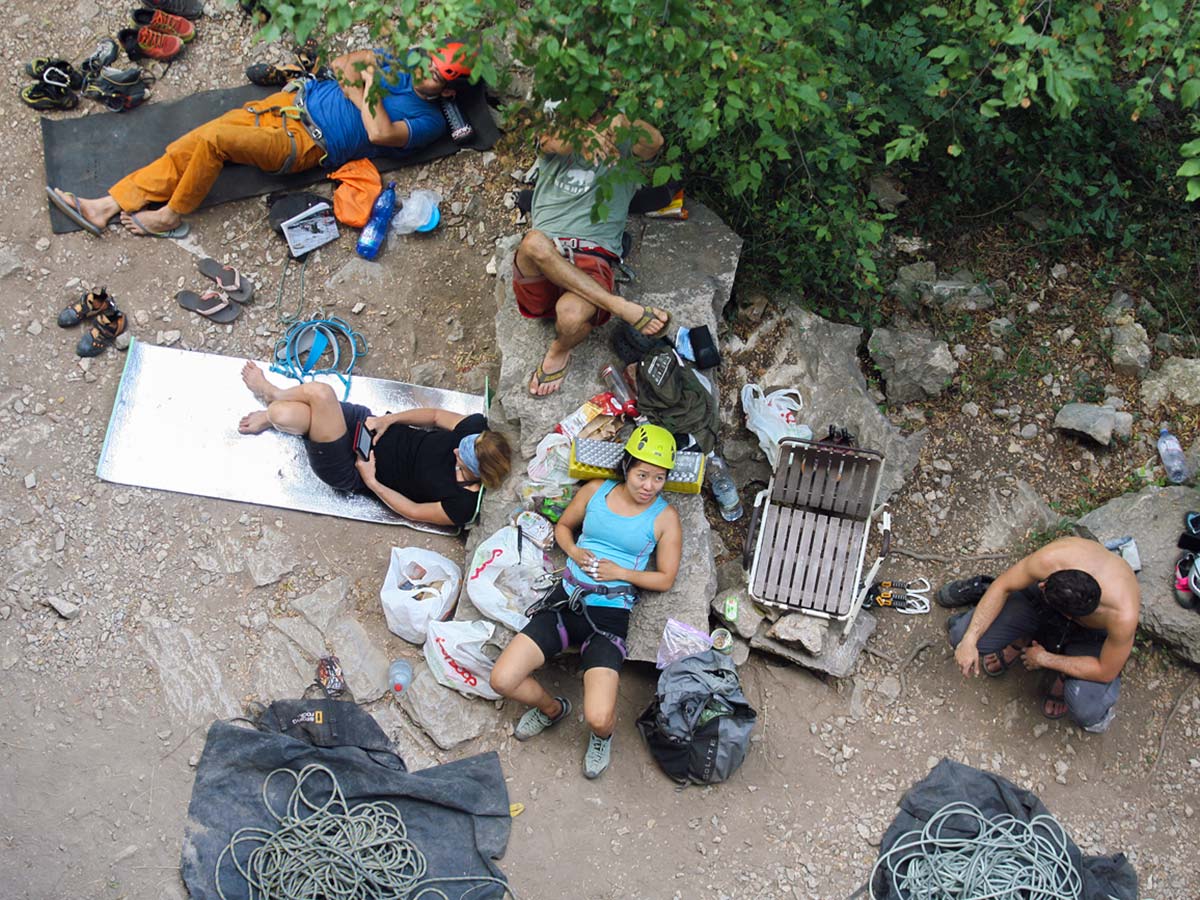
top-left (45, 186), bottom-right (102, 236)
top-left (981, 639), bottom-right (1027, 678)
top-left (128, 211), bottom-right (189, 239)
top-left (1042, 675), bottom-right (1068, 720)
top-left (631, 305), bottom-right (670, 336)
top-left (177, 289), bottom-right (240, 324)
top-left (58, 286), bottom-right (115, 328)
top-left (76, 309), bottom-right (126, 357)
top-left (197, 258), bottom-right (254, 302)
top-left (529, 360), bottom-right (568, 396)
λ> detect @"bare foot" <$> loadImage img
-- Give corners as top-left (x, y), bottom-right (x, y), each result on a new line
top-left (120, 206), bottom-right (182, 236)
top-left (529, 349), bottom-right (570, 397)
top-left (241, 361), bottom-right (280, 404)
top-left (52, 189), bottom-right (119, 231)
top-left (1042, 675), bottom-right (1068, 720)
top-left (238, 411), bottom-right (273, 434)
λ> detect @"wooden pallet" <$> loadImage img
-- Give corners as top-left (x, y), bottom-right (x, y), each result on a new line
top-left (748, 440), bottom-right (882, 620)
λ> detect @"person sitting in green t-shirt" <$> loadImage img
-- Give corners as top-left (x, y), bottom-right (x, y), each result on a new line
top-left (512, 113), bottom-right (671, 397)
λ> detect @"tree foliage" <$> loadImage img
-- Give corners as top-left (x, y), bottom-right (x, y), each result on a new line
top-left (255, 0), bottom-right (1200, 320)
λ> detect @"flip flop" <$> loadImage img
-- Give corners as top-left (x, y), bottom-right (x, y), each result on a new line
top-left (177, 289), bottom-right (240, 324)
top-left (45, 186), bottom-right (103, 237)
top-left (631, 305), bottom-right (670, 336)
top-left (529, 360), bottom-right (568, 396)
top-left (1042, 675), bottom-right (1068, 720)
top-left (197, 258), bottom-right (255, 303)
top-left (128, 211), bottom-right (190, 239)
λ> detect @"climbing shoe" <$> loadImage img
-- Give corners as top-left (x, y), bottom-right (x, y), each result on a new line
top-left (514, 697), bottom-right (571, 741)
top-left (141, 0), bottom-right (204, 20)
top-left (82, 66), bottom-right (153, 111)
top-left (583, 732), bottom-right (612, 779)
top-left (25, 58), bottom-right (83, 89)
top-left (935, 574), bottom-right (995, 609)
top-left (80, 38), bottom-right (120, 77)
top-left (58, 286), bottom-right (116, 328)
top-left (20, 82), bottom-right (78, 111)
top-left (76, 309), bottom-right (127, 357)
top-left (118, 26), bottom-right (184, 62)
top-left (131, 8), bottom-right (196, 42)
top-left (245, 62), bottom-right (306, 87)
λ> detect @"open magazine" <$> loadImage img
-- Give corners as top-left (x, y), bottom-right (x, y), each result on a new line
top-left (281, 201), bottom-right (339, 258)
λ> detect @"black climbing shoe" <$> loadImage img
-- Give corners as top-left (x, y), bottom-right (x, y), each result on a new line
top-left (58, 286), bottom-right (116, 328)
top-left (245, 62), bottom-right (306, 87)
top-left (80, 38), bottom-right (120, 78)
top-left (935, 574), bottom-right (995, 609)
top-left (76, 309), bottom-right (127, 357)
top-left (26, 58), bottom-right (83, 89)
top-left (20, 82), bottom-right (78, 111)
top-left (82, 66), bottom-right (153, 111)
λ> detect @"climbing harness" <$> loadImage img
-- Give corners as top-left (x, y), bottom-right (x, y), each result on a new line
top-left (270, 316), bottom-right (368, 400)
top-left (215, 763), bottom-right (518, 900)
top-left (868, 578), bottom-right (931, 615)
top-left (525, 579), bottom-right (632, 662)
top-left (869, 801), bottom-right (1081, 900)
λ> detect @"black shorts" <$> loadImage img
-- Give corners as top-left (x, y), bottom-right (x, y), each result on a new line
top-left (520, 585), bottom-right (631, 673)
top-left (304, 401), bottom-right (371, 493)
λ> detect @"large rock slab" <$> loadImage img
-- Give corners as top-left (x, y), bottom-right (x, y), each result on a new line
top-left (327, 617), bottom-right (390, 703)
top-left (253, 631), bottom-right (317, 702)
top-left (137, 617), bottom-right (241, 727)
top-left (726, 306), bottom-right (925, 503)
top-left (403, 667), bottom-right (499, 750)
top-left (493, 202), bottom-right (741, 458)
top-left (977, 479), bottom-right (1060, 552)
top-left (750, 609), bottom-right (877, 678)
top-left (291, 576), bottom-right (351, 635)
top-left (1075, 485), bottom-right (1200, 664)
top-left (1141, 357), bottom-right (1200, 409)
top-left (867, 327), bottom-right (957, 403)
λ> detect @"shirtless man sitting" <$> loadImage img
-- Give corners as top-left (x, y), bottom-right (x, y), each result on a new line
top-left (944, 536), bottom-right (1139, 732)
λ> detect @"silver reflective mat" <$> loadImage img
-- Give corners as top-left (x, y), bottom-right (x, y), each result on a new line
top-left (96, 340), bottom-right (485, 534)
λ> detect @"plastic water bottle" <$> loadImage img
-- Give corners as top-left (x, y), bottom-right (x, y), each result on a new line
top-left (1157, 428), bottom-right (1190, 484)
top-left (356, 181), bottom-right (398, 260)
top-left (388, 659), bottom-right (414, 698)
top-left (706, 453), bottom-right (743, 521)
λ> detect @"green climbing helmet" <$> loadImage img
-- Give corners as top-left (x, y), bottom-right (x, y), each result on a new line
top-left (624, 423), bottom-right (676, 470)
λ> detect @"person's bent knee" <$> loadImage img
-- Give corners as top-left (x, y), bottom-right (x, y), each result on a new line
top-left (301, 382), bottom-right (338, 404)
top-left (489, 663), bottom-right (523, 698)
top-left (945, 612), bottom-right (970, 648)
top-left (520, 229), bottom-right (556, 261)
top-left (584, 706), bottom-right (615, 736)
top-left (1064, 679), bottom-right (1116, 731)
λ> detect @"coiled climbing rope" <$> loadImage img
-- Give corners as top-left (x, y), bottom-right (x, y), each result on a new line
top-left (869, 801), bottom-right (1082, 899)
top-left (216, 763), bottom-right (517, 900)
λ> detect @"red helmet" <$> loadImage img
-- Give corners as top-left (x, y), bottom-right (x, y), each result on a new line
top-left (430, 42), bottom-right (472, 82)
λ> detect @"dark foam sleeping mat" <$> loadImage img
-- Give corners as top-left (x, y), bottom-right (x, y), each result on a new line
top-left (42, 81), bottom-right (500, 233)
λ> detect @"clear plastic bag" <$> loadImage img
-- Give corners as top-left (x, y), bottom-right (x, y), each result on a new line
top-left (527, 432), bottom-right (575, 485)
top-left (740, 383), bottom-right (814, 466)
top-left (656, 618), bottom-right (714, 669)
top-left (390, 189), bottom-right (442, 235)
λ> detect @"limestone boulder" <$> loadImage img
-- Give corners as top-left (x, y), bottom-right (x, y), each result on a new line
top-left (1141, 357), bottom-right (1200, 409)
top-left (1054, 403), bottom-right (1117, 446)
top-left (750, 610), bottom-right (877, 678)
top-left (290, 577), bottom-right (351, 635)
top-left (868, 327), bottom-right (958, 404)
top-left (1110, 321), bottom-right (1151, 378)
top-left (1076, 485), bottom-right (1200, 664)
top-left (727, 306), bottom-right (924, 503)
top-left (977, 479), bottom-right (1060, 552)
top-left (327, 618), bottom-right (390, 703)
top-left (403, 667), bottom-right (500, 750)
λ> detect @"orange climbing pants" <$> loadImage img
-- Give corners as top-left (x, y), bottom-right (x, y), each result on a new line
top-left (108, 91), bottom-right (325, 215)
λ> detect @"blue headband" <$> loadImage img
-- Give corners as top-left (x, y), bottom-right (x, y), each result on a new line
top-left (458, 433), bottom-right (481, 478)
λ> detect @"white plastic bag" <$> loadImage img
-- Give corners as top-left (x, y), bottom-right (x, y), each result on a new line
top-left (379, 547), bottom-right (461, 644)
top-left (466, 525), bottom-right (543, 632)
top-left (527, 432), bottom-right (576, 485)
top-left (424, 619), bottom-right (501, 700)
top-left (740, 384), bottom-right (814, 466)
top-left (656, 618), bottom-right (714, 669)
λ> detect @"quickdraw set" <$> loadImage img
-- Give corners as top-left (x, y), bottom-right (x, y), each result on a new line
top-left (868, 578), bottom-right (932, 615)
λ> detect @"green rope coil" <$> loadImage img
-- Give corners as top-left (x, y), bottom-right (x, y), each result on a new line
top-left (215, 763), bottom-right (516, 900)
top-left (869, 801), bottom-right (1083, 900)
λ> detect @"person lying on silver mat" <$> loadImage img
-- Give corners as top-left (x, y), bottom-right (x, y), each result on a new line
top-left (237, 361), bottom-right (511, 526)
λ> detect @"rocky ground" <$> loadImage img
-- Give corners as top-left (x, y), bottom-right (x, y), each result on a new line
top-left (2, 5), bottom-right (1200, 900)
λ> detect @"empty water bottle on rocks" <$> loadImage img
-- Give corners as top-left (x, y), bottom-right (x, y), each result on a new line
top-left (388, 659), bottom-right (414, 698)
top-left (356, 181), bottom-right (399, 260)
top-left (707, 453), bottom-right (743, 521)
top-left (1158, 429), bottom-right (1190, 483)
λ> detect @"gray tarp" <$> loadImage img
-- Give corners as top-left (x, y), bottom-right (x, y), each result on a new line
top-left (180, 700), bottom-right (511, 900)
top-left (870, 758), bottom-right (1136, 900)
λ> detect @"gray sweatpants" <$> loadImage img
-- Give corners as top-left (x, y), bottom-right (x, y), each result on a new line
top-left (946, 586), bottom-right (1120, 732)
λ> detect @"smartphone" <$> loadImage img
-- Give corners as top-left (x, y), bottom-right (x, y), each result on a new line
top-left (354, 420), bottom-right (374, 461)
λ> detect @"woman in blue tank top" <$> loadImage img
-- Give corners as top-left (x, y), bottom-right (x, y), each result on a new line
top-left (490, 424), bottom-right (682, 779)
